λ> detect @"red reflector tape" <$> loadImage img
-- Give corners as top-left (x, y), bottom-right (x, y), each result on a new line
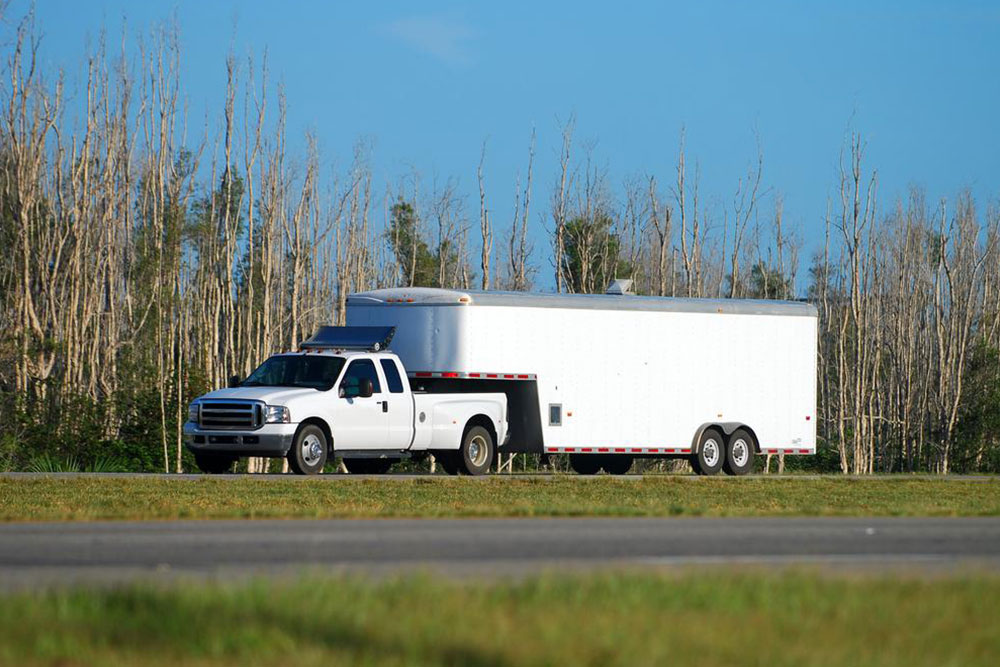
top-left (415, 372), bottom-right (431, 377)
top-left (441, 372), bottom-right (459, 378)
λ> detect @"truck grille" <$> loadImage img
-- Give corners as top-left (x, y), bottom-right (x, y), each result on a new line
top-left (198, 401), bottom-right (263, 430)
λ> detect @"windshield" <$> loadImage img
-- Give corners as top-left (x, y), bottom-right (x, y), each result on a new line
top-left (241, 355), bottom-right (346, 391)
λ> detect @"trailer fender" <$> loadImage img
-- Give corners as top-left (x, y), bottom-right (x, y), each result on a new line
top-left (691, 422), bottom-right (759, 454)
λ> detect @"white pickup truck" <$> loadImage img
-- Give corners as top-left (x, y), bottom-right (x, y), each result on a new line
top-left (183, 327), bottom-right (507, 475)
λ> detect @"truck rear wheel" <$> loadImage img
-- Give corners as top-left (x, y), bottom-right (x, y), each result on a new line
top-left (569, 454), bottom-right (601, 475)
top-left (601, 455), bottom-right (633, 475)
top-left (723, 428), bottom-right (755, 476)
top-left (194, 452), bottom-right (236, 474)
top-left (691, 428), bottom-right (724, 476)
top-left (458, 425), bottom-right (494, 476)
top-left (288, 424), bottom-right (328, 475)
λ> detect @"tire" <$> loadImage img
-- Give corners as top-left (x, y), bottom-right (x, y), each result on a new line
top-left (457, 425), bottom-right (494, 476)
top-left (723, 428), bottom-right (755, 476)
top-left (601, 455), bottom-right (633, 475)
top-left (343, 458), bottom-right (396, 474)
top-left (690, 428), bottom-right (725, 476)
top-left (569, 453), bottom-right (602, 475)
top-left (435, 451), bottom-right (460, 475)
top-left (287, 424), bottom-right (328, 475)
top-left (194, 452), bottom-right (236, 474)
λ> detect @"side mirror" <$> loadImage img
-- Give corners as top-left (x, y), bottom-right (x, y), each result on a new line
top-left (228, 374), bottom-right (241, 388)
top-left (359, 378), bottom-right (374, 398)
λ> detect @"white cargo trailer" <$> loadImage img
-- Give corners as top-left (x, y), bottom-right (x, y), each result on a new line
top-left (347, 287), bottom-right (817, 475)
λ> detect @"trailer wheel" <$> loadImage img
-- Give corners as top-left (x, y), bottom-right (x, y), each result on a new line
top-left (458, 426), bottom-right (495, 476)
top-left (601, 455), bottom-right (633, 475)
top-left (343, 458), bottom-right (396, 475)
top-left (194, 452), bottom-right (236, 474)
top-left (691, 428), bottom-right (724, 476)
top-left (569, 454), bottom-right (601, 475)
top-left (287, 424), bottom-right (328, 475)
top-left (723, 429), bottom-right (755, 476)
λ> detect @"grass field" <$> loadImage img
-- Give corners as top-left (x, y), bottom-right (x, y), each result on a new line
top-left (2, 475), bottom-right (999, 521)
top-left (2, 571), bottom-right (998, 666)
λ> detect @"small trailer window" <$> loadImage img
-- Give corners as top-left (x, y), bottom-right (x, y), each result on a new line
top-left (549, 404), bottom-right (562, 426)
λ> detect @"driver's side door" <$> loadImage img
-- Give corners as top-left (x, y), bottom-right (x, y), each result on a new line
top-left (331, 358), bottom-right (389, 450)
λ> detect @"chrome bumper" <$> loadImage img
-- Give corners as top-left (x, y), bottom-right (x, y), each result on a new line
top-left (183, 422), bottom-right (298, 457)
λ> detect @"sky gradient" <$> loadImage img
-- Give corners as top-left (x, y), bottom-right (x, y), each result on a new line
top-left (27, 0), bottom-right (1000, 290)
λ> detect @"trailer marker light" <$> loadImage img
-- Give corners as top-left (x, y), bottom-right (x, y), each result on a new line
top-left (458, 296), bottom-right (470, 303)
top-left (566, 411), bottom-right (573, 417)
top-left (806, 416), bottom-right (811, 420)
top-left (406, 298), bottom-right (414, 302)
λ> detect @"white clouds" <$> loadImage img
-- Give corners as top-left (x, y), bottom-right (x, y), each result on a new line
top-left (384, 15), bottom-right (475, 67)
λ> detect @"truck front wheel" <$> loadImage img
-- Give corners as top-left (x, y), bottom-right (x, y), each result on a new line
top-left (458, 425), bottom-right (494, 476)
top-left (690, 428), bottom-right (725, 476)
top-left (288, 424), bottom-right (328, 475)
top-left (194, 452), bottom-right (236, 474)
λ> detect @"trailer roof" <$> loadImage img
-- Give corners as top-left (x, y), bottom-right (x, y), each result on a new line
top-left (349, 287), bottom-right (818, 318)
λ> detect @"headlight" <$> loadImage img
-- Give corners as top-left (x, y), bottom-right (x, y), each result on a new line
top-left (188, 402), bottom-right (200, 423)
top-left (264, 405), bottom-right (290, 424)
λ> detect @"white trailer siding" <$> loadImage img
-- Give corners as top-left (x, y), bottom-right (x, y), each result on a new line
top-left (347, 288), bottom-right (817, 456)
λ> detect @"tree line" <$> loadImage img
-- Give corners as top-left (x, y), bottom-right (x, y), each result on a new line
top-left (1, 15), bottom-right (998, 473)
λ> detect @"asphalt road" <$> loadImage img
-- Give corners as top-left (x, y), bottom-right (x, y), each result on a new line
top-left (2, 517), bottom-right (1000, 589)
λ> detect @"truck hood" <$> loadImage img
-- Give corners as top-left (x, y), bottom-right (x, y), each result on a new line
top-left (197, 386), bottom-right (327, 405)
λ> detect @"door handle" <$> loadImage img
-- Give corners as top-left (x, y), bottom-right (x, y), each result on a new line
top-left (378, 401), bottom-right (388, 413)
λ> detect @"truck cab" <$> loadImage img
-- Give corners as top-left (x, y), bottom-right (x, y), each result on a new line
top-left (184, 327), bottom-right (507, 475)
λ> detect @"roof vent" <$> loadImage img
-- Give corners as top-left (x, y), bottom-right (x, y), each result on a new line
top-left (605, 279), bottom-right (634, 295)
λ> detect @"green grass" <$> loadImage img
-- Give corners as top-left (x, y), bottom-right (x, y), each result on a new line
top-left (2, 572), bottom-right (999, 666)
top-left (2, 475), bottom-right (999, 521)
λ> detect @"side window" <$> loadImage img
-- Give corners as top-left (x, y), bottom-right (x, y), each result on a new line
top-left (340, 359), bottom-right (382, 397)
top-left (379, 359), bottom-right (405, 394)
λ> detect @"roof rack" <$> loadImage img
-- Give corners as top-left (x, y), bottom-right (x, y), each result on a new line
top-left (300, 326), bottom-right (395, 352)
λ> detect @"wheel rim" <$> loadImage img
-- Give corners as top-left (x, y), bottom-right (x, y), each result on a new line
top-left (702, 438), bottom-right (720, 467)
top-left (732, 438), bottom-right (749, 467)
top-left (302, 433), bottom-right (323, 467)
top-left (468, 434), bottom-right (489, 467)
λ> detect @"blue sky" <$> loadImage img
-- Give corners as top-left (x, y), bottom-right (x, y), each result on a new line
top-left (27, 0), bottom-right (1000, 290)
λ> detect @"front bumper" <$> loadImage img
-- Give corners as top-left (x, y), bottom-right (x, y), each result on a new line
top-left (183, 421), bottom-right (298, 457)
